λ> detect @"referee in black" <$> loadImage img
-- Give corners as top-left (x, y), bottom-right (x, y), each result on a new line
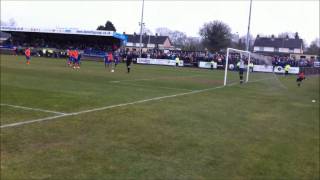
top-left (126, 51), bottom-right (133, 73)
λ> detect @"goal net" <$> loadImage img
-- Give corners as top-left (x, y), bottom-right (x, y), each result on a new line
top-left (223, 48), bottom-right (286, 89)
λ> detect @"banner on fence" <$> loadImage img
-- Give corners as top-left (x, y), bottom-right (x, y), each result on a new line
top-left (273, 66), bottom-right (299, 74)
top-left (137, 58), bottom-right (184, 66)
top-left (253, 65), bottom-right (274, 72)
top-left (198, 61), bottom-right (217, 69)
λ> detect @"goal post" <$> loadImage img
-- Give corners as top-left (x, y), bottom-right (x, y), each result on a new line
top-left (224, 48), bottom-right (251, 86)
top-left (223, 48), bottom-right (287, 90)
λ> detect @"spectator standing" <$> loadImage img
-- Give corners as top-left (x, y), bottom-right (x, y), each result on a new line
top-left (175, 56), bottom-right (180, 67)
top-left (249, 62), bottom-right (254, 72)
top-left (284, 64), bottom-right (291, 75)
top-left (211, 60), bottom-right (215, 70)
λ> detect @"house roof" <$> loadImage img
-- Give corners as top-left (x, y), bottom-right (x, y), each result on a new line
top-left (254, 37), bottom-right (303, 49)
top-left (126, 34), bottom-right (170, 44)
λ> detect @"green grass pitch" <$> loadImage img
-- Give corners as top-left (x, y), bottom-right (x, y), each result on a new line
top-left (1, 55), bottom-right (319, 179)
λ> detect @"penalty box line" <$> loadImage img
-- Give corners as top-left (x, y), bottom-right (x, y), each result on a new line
top-left (0, 77), bottom-right (276, 129)
top-left (0, 103), bottom-right (67, 115)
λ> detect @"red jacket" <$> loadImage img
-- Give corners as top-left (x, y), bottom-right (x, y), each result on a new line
top-left (25, 49), bottom-right (31, 56)
top-left (298, 72), bottom-right (305, 79)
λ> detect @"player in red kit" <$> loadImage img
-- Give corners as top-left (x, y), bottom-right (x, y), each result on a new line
top-left (25, 48), bottom-right (31, 64)
top-left (296, 71), bottom-right (306, 87)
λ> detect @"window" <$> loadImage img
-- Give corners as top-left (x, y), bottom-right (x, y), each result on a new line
top-left (289, 48), bottom-right (294, 53)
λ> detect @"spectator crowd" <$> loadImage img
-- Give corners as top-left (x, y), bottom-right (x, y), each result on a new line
top-left (1, 34), bottom-right (318, 68)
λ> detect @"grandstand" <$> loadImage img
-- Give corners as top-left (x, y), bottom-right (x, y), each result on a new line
top-left (0, 26), bottom-right (127, 59)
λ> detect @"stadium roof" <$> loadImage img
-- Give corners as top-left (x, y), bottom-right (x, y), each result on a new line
top-left (0, 26), bottom-right (127, 41)
top-left (0, 31), bottom-right (11, 38)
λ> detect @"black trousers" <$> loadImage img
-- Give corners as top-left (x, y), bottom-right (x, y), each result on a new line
top-left (239, 68), bottom-right (244, 83)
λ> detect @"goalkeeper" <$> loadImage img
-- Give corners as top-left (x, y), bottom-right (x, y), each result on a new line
top-left (238, 58), bottom-right (245, 84)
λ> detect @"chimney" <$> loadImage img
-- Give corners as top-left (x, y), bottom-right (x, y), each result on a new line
top-left (295, 32), bottom-right (299, 39)
top-left (155, 33), bottom-right (158, 36)
top-left (123, 32), bottom-right (126, 34)
top-left (256, 34), bottom-right (260, 38)
top-left (134, 32), bottom-right (136, 36)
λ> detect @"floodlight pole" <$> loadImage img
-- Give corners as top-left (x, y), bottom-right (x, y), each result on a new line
top-left (139, 0), bottom-right (145, 58)
top-left (245, 0), bottom-right (253, 52)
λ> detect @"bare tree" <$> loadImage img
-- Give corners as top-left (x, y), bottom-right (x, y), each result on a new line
top-left (155, 27), bottom-right (172, 36)
top-left (155, 27), bottom-right (188, 47)
top-left (306, 38), bottom-right (320, 55)
top-left (278, 32), bottom-right (294, 38)
top-left (183, 37), bottom-right (204, 51)
top-left (170, 31), bottom-right (187, 47)
top-left (142, 28), bottom-right (153, 35)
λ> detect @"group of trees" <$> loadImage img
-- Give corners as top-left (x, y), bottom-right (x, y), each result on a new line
top-left (97, 20), bottom-right (320, 55)
top-left (154, 27), bottom-right (203, 51)
top-left (152, 21), bottom-right (249, 52)
top-left (96, 20), bottom-right (116, 31)
top-left (305, 38), bottom-right (320, 55)
top-left (147, 21), bottom-right (253, 52)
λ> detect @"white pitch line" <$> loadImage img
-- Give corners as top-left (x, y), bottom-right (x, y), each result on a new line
top-left (0, 114), bottom-right (69, 128)
top-left (0, 77), bottom-right (276, 129)
top-left (0, 103), bottom-right (66, 115)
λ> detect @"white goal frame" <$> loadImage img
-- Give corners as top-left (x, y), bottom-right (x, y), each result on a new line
top-left (223, 48), bottom-right (251, 86)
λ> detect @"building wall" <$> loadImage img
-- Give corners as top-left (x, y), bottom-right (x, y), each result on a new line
top-left (263, 47), bottom-right (274, 52)
top-left (279, 48), bottom-right (289, 53)
top-left (163, 38), bottom-right (171, 48)
top-left (126, 42), bottom-right (133, 47)
top-left (124, 37), bottom-right (173, 50)
top-left (294, 48), bottom-right (302, 54)
top-left (147, 44), bottom-right (155, 48)
top-left (290, 53), bottom-right (317, 60)
top-left (253, 46), bottom-right (262, 52)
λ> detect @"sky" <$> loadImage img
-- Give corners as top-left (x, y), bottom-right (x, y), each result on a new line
top-left (1, 0), bottom-right (319, 45)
